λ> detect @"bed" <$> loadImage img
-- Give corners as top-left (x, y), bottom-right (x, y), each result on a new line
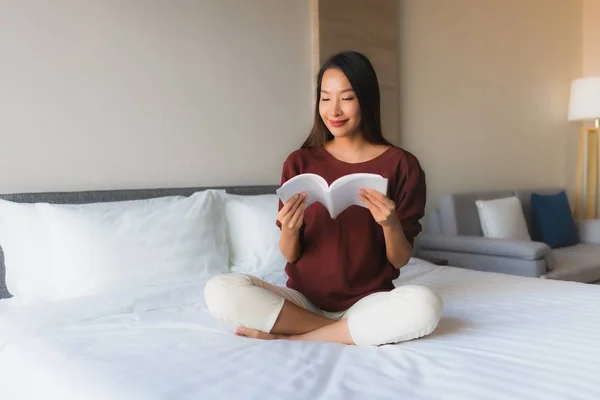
top-left (0, 186), bottom-right (599, 400)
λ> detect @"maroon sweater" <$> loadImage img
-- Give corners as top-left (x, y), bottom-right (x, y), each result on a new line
top-left (277, 145), bottom-right (426, 312)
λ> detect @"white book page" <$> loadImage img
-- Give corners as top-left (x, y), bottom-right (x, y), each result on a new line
top-left (276, 173), bottom-right (330, 209)
top-left (329, 173), bottom-right (388, 218)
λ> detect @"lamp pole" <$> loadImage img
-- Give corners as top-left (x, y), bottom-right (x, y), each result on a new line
top-left (574, 119), bottom-right (600, 220)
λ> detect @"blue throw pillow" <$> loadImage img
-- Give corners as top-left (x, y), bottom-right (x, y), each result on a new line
top-left (530, 191), bottom-right (579, 248)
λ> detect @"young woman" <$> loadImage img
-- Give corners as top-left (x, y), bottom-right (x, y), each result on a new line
top-left (204, 51), bottom-right (443, 346)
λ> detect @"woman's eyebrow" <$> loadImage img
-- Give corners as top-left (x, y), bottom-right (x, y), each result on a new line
top-left (320, 88), bottom-right (354, 94)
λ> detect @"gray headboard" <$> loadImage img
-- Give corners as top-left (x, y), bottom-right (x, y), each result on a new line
top-left (0, 185), bottom-right (279, 300)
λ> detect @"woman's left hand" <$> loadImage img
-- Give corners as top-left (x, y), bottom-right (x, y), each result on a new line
top-left (358, 188), bottom-right (399, 227)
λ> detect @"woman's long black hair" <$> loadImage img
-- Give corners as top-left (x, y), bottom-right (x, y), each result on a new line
top-left (302, 50), bottom-right (391, 148)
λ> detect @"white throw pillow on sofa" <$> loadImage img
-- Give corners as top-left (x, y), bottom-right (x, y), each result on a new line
top-left (0, 190), bottom-right (229, 303)
top-left (475, 196), bottom-right (531, 241)
top-left (222, 193), bottom-right (286, 275)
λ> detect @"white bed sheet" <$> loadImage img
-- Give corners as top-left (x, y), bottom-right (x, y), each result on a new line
top-left (1, 258), bottom-right (600, 400)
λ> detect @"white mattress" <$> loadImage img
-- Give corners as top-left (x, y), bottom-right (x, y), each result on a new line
top-left (1, 258), bottom-right (600, 400)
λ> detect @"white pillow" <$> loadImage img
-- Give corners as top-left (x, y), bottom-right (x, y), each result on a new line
top-left (0, 195), bottom-right (189, 300)
top-left (0, 199), bottom-right (51, 300)
top-left (222, 193), bottom-right (286, 275)
top-left (0, 190), bottom-right (229, 303)
top-left (475, 196), bottom-right (531, 241)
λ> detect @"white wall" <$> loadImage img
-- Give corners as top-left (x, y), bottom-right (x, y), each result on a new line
top-left (583, 0), bottom-right (600, 75)
top-left (0, 0), bottom-right (313, 193)
top-left (397, 0), bottom-right (583, 215)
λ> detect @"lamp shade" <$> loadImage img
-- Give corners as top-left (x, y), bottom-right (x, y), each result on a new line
top-left (568, 76), bottom-right (600, 121)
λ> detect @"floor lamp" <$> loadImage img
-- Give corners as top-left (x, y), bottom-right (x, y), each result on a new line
top-left (569, 76), bottom-right (600, 220)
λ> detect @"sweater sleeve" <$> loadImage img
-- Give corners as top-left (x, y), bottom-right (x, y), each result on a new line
top-left (393, 152), bottom-right (426, 247)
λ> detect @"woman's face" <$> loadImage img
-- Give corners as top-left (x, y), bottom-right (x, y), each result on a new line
top-left (319, 68), bottom-right (361, 138)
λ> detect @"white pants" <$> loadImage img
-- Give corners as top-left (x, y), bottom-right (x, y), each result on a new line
top-left (204, 273), bottom-right (443, 346)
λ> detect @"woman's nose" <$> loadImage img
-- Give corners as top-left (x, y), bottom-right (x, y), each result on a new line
top-left (329, 99), bottom-right (342, 116)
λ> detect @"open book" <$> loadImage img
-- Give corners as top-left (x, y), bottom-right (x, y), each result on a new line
top-left (276, 173), bottom-right (388, 219)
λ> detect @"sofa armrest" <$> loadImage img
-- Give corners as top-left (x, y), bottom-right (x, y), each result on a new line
top-left (578, 219), bottom-right (600, 244)
top-left (417, 234), bottom-right (551, 260)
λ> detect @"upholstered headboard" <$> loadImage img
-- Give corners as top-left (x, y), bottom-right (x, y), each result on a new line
top-left (0, 185), bottom-right (279, 300)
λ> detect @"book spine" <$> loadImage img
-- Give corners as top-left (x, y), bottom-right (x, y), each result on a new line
top-left (325, 189), bottom-right (335, 219)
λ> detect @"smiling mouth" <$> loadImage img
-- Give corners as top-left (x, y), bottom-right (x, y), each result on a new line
top-left (329, 119), bottom-right (348, 127)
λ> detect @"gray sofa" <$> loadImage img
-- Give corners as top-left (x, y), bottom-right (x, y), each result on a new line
top-left (415, 187), bottom-right (600, 283)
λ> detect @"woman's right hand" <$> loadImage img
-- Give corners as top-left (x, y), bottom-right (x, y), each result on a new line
top-left (277, 193), bottom-right (307, 232)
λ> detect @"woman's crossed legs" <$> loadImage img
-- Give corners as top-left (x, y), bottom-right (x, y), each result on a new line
top-left (204, 273), bottom-right (443, 346)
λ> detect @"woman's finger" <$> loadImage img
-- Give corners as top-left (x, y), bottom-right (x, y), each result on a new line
top-left (287, 195), bottom-right (302, 216)
top-left (362, 189), bottom-right (393, 211)
top-left (360, 191), bottom-right (386, 213)
top-left (364, 188), bottom-right (388, 201)
top-left (359, 193), bottom-right (382, 218)
top-left (364, 189), bottom-right (395, 209)
top-left (280, 194), bottom-right (303, 218)
top-left (298, 207), bottom-right (305, 225)
top-left (288, 197), bottom-right (306, 227)
top-left (279, 194), bottom-right (299, 215)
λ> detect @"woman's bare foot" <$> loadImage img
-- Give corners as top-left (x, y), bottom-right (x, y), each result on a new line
top-left (234, 319), bottom-right (354, 345)
top-left (235, 327), bottom-right (285, 340)
top-left (232, 301), bottom-right (354, 344)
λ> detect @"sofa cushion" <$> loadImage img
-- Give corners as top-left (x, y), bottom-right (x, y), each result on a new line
top-left (514, 187), bottom-right (565, 235)
top-left (475, 196), bottom-right (531, 241)
top-left (438, 190), bottom-right (514, 236)
top-left (544, 244), bottom-right (600, 282)
top-left (530, 191), bottom-right (579, 248)
top-left (425, 209), bottom-right (443, 234)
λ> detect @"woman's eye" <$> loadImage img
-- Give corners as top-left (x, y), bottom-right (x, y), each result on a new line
top-left (321, 98), bottom-right (330, 102)
top-left (342, 97), bottom-right (354, 101)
